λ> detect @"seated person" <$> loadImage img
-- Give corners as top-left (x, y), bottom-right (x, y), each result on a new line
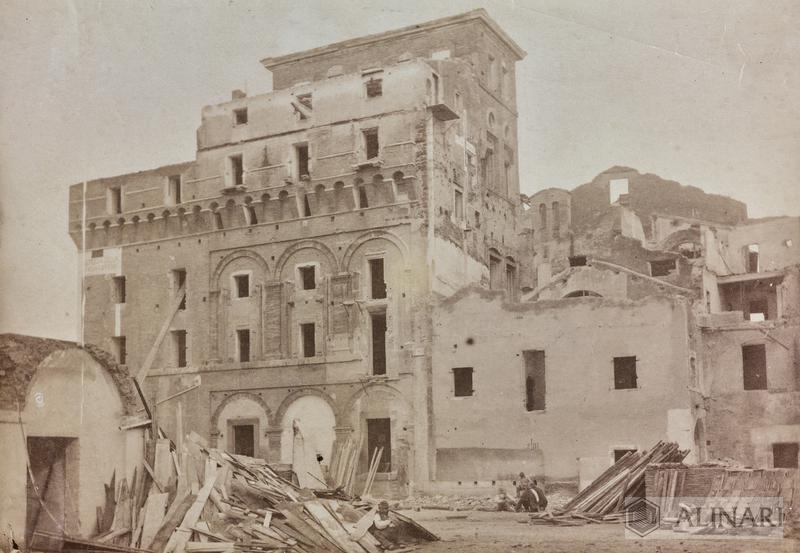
top-left (516, 485), bottom-right (540, 512)
top-left (370, 500), bottom-right (399, 550)
top-left (495, 487), bottom-right (516, 511)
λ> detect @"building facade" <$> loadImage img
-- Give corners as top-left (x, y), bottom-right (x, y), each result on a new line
top-left (68, 10), bottom-right (525, 495)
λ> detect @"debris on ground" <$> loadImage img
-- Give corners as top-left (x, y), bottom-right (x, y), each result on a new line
top-left (85, 432), bottom-right (438, 552)
top-left (529, 441), bottom-right (688, 526)
top-left (394, 486), bottom-right (574, 513)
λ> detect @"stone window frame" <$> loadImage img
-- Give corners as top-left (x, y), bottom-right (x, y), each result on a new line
top-left (294, 261), bottom-right (320, 292)
top-left (226, 417), bottom-right (260, 456)
top-left (230, 270), bottom-right (253, 300)
top-left (364, 251), bottom-right (388, 301)
top-left (609, 444), bottom-right (638, 465)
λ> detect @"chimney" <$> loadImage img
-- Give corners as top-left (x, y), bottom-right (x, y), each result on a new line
top-left (232, 89), bottom-right (247, 100)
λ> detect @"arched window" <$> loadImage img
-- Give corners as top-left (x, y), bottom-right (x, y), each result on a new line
top-left (539, 203), bottom-right (547, 231)
top-left (563, 290), bottom-right (602, 298)
top-left (551, 201), bottom-right (560, 238)
top-left (393, 171), bottom-right (408, 201)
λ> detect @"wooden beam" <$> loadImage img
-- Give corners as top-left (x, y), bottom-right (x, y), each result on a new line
top-left (136, 284), bottom-right (186, 383)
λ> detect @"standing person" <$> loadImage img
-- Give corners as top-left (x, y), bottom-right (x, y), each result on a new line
top-left (531, 479), bottom-right (548, 511)
top-left (370, 500), bottom-right (399, 550)
top-left (516, 472), bottom-right (531, 495)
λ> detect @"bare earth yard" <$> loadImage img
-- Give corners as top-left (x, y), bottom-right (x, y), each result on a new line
top-left (400, 510), bottom-right (798, 553)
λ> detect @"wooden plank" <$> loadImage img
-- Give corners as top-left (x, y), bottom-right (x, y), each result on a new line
top-left (150, 492), bottom-right (194, 553)
top-left (165, 459), bottom-right (218, 553)
top-left (154, 439), bottom-right (173, 491)
top-left (140, 492), bottom-right (169, 549)
top-left (136, 283), bottom-right (185, 383)
top-left (304, 500), bottom-right (365, 553)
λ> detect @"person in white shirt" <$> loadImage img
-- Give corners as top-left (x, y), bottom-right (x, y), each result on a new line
top-left (371, 500), bottom-right (398, 550)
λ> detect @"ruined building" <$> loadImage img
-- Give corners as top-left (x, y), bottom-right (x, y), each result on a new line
top-left (68, 10), bottom-right (525, 495)
top-left (68, 11), bottom-right (799, 496)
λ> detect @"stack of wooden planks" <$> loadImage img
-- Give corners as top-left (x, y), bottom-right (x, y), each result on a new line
top-left (361, 448), bottom-right (383, 498)
top-left (328, 435), bottom-right (364, 496)
top-left (90, 432), bottom-right (437, 553)
top-left (530, 441), bottom-right (688, 526)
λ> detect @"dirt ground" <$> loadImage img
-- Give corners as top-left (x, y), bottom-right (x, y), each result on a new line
top-left (399, 510), bottom-right (799, 553)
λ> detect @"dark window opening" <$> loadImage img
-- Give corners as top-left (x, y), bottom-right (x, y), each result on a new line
top-left (173, 330), bottom-right (187, 368)
top-left (748, 299), bottom-right (768, 321)
top-left (569, 255), bottom-right (587, 267)
top-left (364, 128), bottom-right (379, 160)
top-left (746, 244), bottom-right (759, 273)
top-left (773, 443), bottom-right (799, 468)
top-left (369, 258), bottom-right (386, 299)
top-left (371, 312), bottom-right (386, 375)
top-left (173, 269), bottom-right (187, 310)
top-left (234, 274), bottom-right (250, 298)
top-left (113, 276), bottom-right (126, 304)
top-left (649, 259), bottom-right (676, 277)
top-left (296, 145), bottom-right (309, 178)
top-left (233, 108), bottom-right (248, 125)
top-left (168, 175), bottom-right (182, 204)
top-left (303, 193), bottom-right (312, 217)
top-left (229, 155), bottom-right (244, 186)
top-left (357, 185), bottom-right (369, 208)
top-left (366, 78), bottom-right (383, 97)
top-left (538, 203), bottom-right (547, 230)
top-left (299, 266), bottom-right (316, 290)
top-left (505, 264), bottom-right (516, 297)
top-left (232, 424), bottom-right (255, 457)
top-left (214, 211), bottom-right (224, 230)
top-left (742, 344), bottom-right (767, 390)
top-left (113, 336), bottom-right (126, 365)
top-left (237, 329), bottom-right (250, 363)
top-left (489, 255), bottom-right (502, 290)
top-left (91, 249), bottom-right (104, 258)
top-left (564, 290), bottom-right (602, 298)
top-left (453, 367), bottom-right (474, 397)
top-left (613, 356), bottom-right (638, 389)
top-left (614, 448), bottom-right (637, 463)
top-left (301, 323), bottom-right (316, 358)
top-left (367, 418), bottom-right (391, 472)
top-left (523, 350), bottom-right (545, 411)
top-left (246, 205), bottom-right (258, 225)
top-left (109, 187), bottom-right (122, 214)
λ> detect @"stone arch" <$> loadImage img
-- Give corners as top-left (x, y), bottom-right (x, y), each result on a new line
top-left (210, 392), bottom-right (274, 456)
top-left (660, 228), bottom-right (702, 253)
top-left (563, 289), bottom-right (603, 298)
top-left (274, 387), bottom-right (339, 427)
top-left (211, 391), bottom-right (275, 428)
top-left (341, 230), bottom-right (409, 272)
top-left (275, 239), bottom-right (339, 277)
top-left (210, 249), bottom-right (270, 291)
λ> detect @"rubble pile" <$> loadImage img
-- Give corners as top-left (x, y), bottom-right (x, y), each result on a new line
top-left (530, 441), bottom-right (688, 526)
top-left (86, 432), bottom-right (438, 553)
top-left (394, 488), bottom-right (574, 512)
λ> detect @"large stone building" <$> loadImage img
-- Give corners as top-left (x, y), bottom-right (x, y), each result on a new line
top-left (68, 10), bottom-right (525, 495)
top-left (67, 11), bottom-right (800, 496)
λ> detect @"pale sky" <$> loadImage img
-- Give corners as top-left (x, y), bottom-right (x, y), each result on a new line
top-left (1, 0), bottom-right (798, 341)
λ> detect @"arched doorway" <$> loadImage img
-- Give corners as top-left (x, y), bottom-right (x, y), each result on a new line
top-left (279, 395), bottom-right (337, 465)
top-left (213, 393), bottom-right (271, 459)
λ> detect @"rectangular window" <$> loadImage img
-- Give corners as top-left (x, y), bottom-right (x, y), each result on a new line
top-left (364, 128), bottom-right (379, 160)
top-left (232, 424), bottom-right (255, 457)
top-left (91, 249), bottom-right (104, 258)
top-left (453, 367), bottom-right (474, 397)
top-left (228, 154), bottom-right (244, 186)
top-left (649, 259), bottom-right (676, 277)
top-left (614, 448), bottom-right (637, 463)
top-left (168, 175), bottom-right (182, 204)
top-left (357, 185), bottom-right (369, 209)
top-left (233, 107), bottom-right (248, 125)
top-left (365, 78), bottom-right (382, 97)
top-left (742, 344), bottom-right (767, 390)
top-left (296, 144), bottom-right (309, 179)
top-left (172, 269), bottom-right (187, 310)
top-left (301, 323), bottom-right (315, 358)
top-left (748, 299), bottom-right (768, 321)
top-left (523, 350), bottom-right (545, 411)
top-left (299, 266), bottom-right (316, 290)
top-left (112, 276), bottom-right (126, 304)
top-left (237, 329), bottom-right (250, 363)
top-left (613, 356), bottom-right (638, 389)
top-left (173, 330), bottom-right (187, 368)
top-left (234, 274), bottom-right (250, 298)
top-left (108, 187), bottom-right (122, 214)
top-left (371, 312), bottom-right (386, 375)
top-left (112, 336), bottom-right (126, 365)
top-left (505, 264), bottom-right (516, 298)
top-left (773, 443), bottom-right (799, 468)
top-left (369, 258), bottom-right (386, 299)
top-left (214, 211), bottom-right (224, 230)
top-left (454, 188), bottom-right (463, 220)
top-left (746, 244), bottom-right (760, 273)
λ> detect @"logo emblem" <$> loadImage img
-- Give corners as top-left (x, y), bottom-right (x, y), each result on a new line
top-left (625, 498), bottom-right (660, 537)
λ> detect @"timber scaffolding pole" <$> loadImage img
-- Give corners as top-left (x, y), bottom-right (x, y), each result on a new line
top-left (131, 283), bottom-right (186, 432)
